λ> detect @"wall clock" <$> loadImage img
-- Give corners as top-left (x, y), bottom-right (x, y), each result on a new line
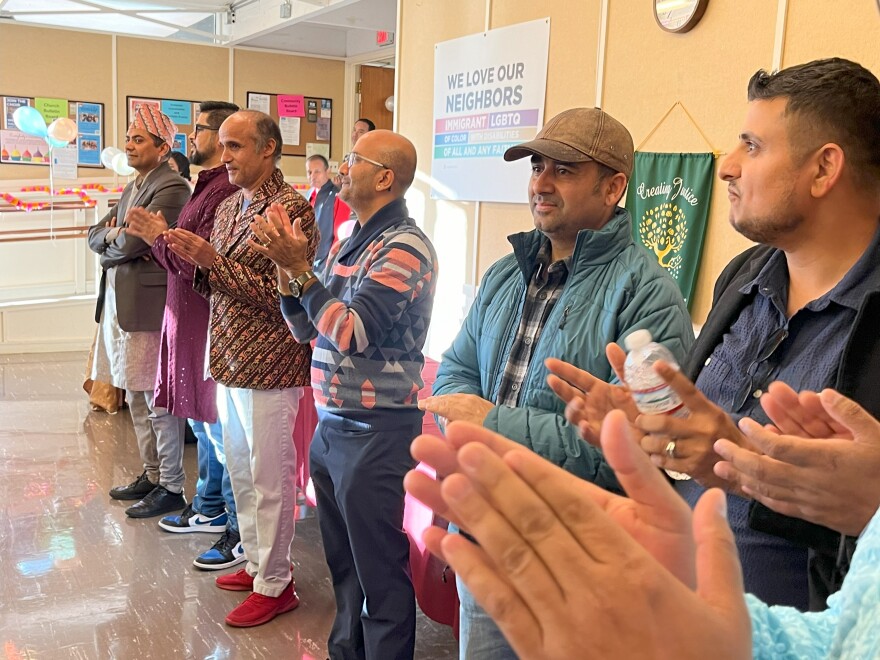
top-left (654, 0), bottom-right (709, 33)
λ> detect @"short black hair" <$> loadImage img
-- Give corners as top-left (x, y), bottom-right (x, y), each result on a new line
top-left (356, 118), bottom-right (376, 132)
top-left (747, 58), bottom-right (880, 191)
top-left (199, 101), bottom-right (239, 129)
top-left (306, 154), bottom-right (329, 169)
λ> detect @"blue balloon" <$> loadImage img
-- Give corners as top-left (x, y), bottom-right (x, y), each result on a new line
top-left (46, 136), bottom-right (69, 149)
top-left (13, 106), bottom-right (48, 138)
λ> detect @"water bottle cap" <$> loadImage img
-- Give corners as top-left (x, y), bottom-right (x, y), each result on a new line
top-left (624, 329), bottom-right (653, 352)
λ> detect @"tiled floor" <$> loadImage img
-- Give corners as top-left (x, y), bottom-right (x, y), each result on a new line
top-left (0, 352), bottom-right (458, 659)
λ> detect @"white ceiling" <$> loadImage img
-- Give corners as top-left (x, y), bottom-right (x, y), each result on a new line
top-left (0, 0), bottom-right (398, 58)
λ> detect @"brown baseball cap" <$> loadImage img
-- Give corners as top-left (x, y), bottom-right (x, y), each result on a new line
top-left (504, 107), bottom-right (634, 178)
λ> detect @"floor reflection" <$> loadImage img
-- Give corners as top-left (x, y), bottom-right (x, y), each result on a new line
top-left (0, 352), bottom-right (457, 659)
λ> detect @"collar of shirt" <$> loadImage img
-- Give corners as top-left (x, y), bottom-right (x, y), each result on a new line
top-left (533, 239), bottom-right (571, 285)
top-left (739, 222), bottom-right (880, 314)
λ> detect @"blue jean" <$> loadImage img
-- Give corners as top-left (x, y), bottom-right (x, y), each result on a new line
top-left (458, 576), bottom-right (517, 660)
top-left (189, 418), bottom-right (237, 533)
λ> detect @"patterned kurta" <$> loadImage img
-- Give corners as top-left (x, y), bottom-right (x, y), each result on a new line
top-left (151, 165), bottom-right (238, 421)
top-left (194, 168), bottom-right (316, 390)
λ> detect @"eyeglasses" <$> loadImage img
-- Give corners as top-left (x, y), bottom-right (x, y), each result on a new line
top-left (733, 326), bottom-right (789, 412)
top-left (194, 124), bottom-right (218, 136)
top-left (344, 152), bottom-right (389, 170)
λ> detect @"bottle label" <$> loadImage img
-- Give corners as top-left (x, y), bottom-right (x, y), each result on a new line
top-left (631, 382), bottom-right (686, 416)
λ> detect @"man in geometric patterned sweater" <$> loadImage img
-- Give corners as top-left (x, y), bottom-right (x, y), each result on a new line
top-left (251, 129), bottom-right (438, 659)
top-left (165, 109), bottom-right (317, 628)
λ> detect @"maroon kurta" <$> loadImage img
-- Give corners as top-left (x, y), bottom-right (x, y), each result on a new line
top-left (151, 165), bottom-right (238, 422)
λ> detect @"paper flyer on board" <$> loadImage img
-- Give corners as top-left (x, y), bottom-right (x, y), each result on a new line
top-left (279, 116), bottom-right (301, 145)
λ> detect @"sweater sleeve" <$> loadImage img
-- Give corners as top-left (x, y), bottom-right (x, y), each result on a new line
top-left (747, 594), bottom-right (835, 659)
top-left (298, 232), bottom-right (436, 356)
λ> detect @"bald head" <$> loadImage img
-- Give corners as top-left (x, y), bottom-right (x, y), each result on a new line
top-left (357, 129), bottom-right (417, 195)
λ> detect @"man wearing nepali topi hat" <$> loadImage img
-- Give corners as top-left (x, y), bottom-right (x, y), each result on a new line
top-left (88, 104), bottom-right (192, 519)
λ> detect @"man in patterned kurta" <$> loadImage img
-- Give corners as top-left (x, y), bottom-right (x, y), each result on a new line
top-left (253, 130), bottom-right (438, 659)
top-left (165, 110), bottom-right (317, 628)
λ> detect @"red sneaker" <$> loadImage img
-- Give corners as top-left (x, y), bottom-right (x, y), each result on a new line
top-left (215, 568), bottom-right (254, 592)
top-left (225, 580), bottom-right (300, 627)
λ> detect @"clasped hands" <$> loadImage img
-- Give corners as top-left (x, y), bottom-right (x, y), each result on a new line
top-left (405, 413), bottom-right (752, 659)
top-left (161, 202), bottom-right (311, 275)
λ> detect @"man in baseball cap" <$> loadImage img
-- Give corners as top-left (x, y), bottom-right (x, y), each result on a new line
top-left (422, 107), bottom-right (693, 659)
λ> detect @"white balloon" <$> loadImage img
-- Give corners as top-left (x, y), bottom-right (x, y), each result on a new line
top-left (101, 147), bottom-right (122, 169)
top-left (47, 117), bottom-right (77, 142)
top-left (112, 152), bottom-right (135, 176)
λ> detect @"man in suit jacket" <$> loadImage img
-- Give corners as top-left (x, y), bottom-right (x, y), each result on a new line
top-left (88, 104), bottom-right (191, 519)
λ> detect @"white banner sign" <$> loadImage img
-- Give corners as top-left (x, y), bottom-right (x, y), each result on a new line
top-left (431, 18), bottom-right (550, 203)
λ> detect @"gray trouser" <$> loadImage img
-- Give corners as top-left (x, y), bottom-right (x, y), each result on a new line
top-left (127, 389), bottom-right (187, 493)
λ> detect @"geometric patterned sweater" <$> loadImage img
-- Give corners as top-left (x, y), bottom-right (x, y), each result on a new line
top-left (281, 197), bottom-right (437, 419)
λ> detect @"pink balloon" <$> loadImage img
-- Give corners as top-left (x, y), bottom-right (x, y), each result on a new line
top-left (47, 117), bottom-right (77, 143)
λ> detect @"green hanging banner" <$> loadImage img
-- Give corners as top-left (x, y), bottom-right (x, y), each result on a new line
top-left (625, 152), bottom-right (715, 309)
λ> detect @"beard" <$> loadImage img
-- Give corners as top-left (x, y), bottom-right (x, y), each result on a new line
top-left (731, 211), bottom-right (804, 244)
top-left (190, 144), bottom-right (213, 166)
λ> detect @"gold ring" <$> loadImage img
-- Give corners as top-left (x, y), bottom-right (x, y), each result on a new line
top-left (665, 440), bottom-right (677, 459)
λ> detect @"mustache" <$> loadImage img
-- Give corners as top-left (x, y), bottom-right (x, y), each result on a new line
top-left (531, 194), bottom-right (559, 205)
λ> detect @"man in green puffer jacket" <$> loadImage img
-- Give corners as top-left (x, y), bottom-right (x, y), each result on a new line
top-left (420, 107), bottom-right (694, 660)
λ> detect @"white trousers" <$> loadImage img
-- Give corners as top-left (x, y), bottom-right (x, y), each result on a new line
top-left (217, 384), bottom-right (302, 597)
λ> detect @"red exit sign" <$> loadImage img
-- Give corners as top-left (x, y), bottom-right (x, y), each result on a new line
top-left (376, 31), bottom-right (395, 46)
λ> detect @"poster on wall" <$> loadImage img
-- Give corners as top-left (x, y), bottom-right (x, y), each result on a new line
top-left (128, 97), bottom-right (160, 117)
top-left (431, 18), bottom-right (550, 202)
top-left (624, 152), bottom-right (715, 309)
top-left (4, 97), bottom-right (30, 130)
top-left (77, 134), bottom-right (101, 165)
top-left (77, 102), bottom-right (101, 135)
top-left (53, 144), bottom-right (79, 179)
top-left (1, 130), bottom-right (50, 163)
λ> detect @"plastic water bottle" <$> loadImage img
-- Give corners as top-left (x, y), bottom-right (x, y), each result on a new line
top-left (623, 329), bottom-right (691, 480)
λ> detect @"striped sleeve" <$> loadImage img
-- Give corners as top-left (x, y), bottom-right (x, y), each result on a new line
top-left (299, 233), bottom-right (436, 356)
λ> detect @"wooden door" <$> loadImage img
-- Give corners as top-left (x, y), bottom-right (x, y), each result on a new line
top-left (358, 65), bottom-right (395, 131)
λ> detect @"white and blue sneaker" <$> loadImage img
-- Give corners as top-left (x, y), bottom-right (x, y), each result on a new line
top-left (193, 529), bottom-right (246, 571)
top-left (158, 504), bottom-right (228, 533)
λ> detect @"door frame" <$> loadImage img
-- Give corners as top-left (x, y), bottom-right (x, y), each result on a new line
top-left (343, 47), bottom-right (398, 151)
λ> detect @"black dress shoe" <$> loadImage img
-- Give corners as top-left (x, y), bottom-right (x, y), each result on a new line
top-left (109, 471), bottom-right (156, 500)
top-left (126, 485), bottom-right (187, 519)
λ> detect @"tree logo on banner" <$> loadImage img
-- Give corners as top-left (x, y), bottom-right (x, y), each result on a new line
top-left (638, 202), bottom-right (688, 279)
top-left (624, 152), bottom-right (714, 309)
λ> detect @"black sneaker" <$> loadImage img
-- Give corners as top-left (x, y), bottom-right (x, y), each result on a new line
top-left (193, 529), bottom-right (246, 571)
top-left (109, 471), bottom-right (156, 500)
top-left (125, 485), bottom-right (186, 519)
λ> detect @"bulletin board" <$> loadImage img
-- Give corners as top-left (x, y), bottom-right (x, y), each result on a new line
top-left (246, 91), bottom-right (332, 159)
top-left (0, 94), bottom-right (105, 168)
top-left (126, 95), bottom-right (200, 156)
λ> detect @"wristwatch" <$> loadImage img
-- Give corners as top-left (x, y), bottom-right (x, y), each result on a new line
top-left (289, 270), bottom-right (317, 298)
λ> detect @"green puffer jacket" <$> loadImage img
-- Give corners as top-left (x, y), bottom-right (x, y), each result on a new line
top-left (433, 207), bottom-right (694, 490)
